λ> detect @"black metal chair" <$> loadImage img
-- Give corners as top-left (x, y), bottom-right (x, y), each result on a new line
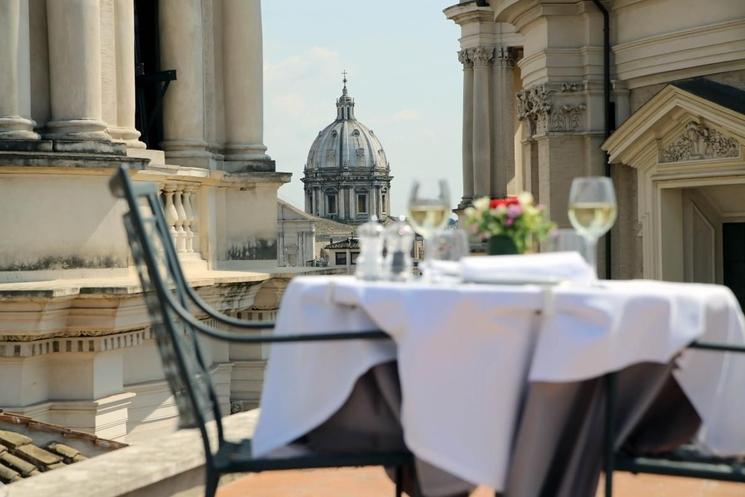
top-left (109, 165), bottom-right (413, 497)
top-left (603, 343), bottom-right (745, 496)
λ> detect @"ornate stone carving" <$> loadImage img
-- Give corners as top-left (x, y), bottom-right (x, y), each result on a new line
top-left (470, 47), bottom-right (494, 66)
top-left (493, 46), bottom-right (515, 67)
top-left (457, 49), bottom-right (472, 67)
top-left (517, 85), bottom-right (552, 135)
top-left (516, 82), bottom-right (587, 135)
top-left (660, 122), bottom-right (740, 163)
top-left (549, 104), bottom-right (587, 132)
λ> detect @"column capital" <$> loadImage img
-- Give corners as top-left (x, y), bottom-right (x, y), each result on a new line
top-left (470, 46), bottom-right (494, 66)
top-left (516, 81), bottom-right (588, 136)
top-left (493, 46), bottom-right (516, 67)
top-left (457, 49), bottom-right (473, 68)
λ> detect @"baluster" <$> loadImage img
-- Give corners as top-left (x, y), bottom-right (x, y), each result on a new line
top-left (189, 186), bottom-right (200, 255)
top-left (162, 186), bottom-right (179, 248)
top-left (173, 185), bottom-right (188, 253)
top-left (183, 186), bottom-right (195, 253)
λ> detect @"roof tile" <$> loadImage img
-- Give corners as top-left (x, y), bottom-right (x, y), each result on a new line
top-left (0, 430), bottom-right (32, 449)
top-left (14, 444), bottom-right (62, 467)
top-left (0, 452), bottom-right (39, 477)
top-left (0, 461), bottom-right (21, 484)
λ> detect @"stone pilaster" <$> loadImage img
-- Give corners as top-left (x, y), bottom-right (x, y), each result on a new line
top-left (490, 46), bottom-right (516, 198)
top-left (159, 0), bottom-right (210, 166)
top-left (458, 49), bottom-right (474, 207)
top-left (46, 0), bottom-right (109, 140)
top-left (517, 81), bottom-right (593, 225)
top-left (109, 0), bottom-right (144, 148)
top-left (471, 46), bottom-right (493, 199)
top-left (222, 0), bottom-right (269, 168)
top-left (0, 0), bottom-right (38, 139)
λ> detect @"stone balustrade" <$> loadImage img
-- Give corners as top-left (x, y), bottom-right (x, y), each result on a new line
top-left (160, 183), bottom-right (200, 257)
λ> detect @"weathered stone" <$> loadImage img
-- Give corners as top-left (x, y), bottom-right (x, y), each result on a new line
top-left (0, 139), bottom-right (53, 152)
top-left (52, 139), bottom-right (127, 155)
top-left (0, 451), bottom-right (37, 477)
top-left (46, 443), bottom-right (79, 461)
top-left (15, 444), bottom-right (62, 467)
top-left (0, 461), bottom-right (21, 483)
top-left (0, 430), bottom-right (32, 449)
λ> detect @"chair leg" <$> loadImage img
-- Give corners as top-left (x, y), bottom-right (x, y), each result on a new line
top-left (395, 465), bottom-right (403, 497)
top-left (204, 469), bottom-right (220, 497)
top-left (603, 373), bottom-right (617, 497)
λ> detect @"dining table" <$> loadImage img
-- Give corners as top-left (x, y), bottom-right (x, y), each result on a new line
top-left (251, 253), bottom-right (745, 497)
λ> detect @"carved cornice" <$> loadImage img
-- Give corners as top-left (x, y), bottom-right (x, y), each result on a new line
top-left (516, 81), bottom-right (587, 135)
top-left (660, 121), bottom-right (740, 163)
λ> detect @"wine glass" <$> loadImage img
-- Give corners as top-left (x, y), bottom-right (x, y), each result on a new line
top-left (408, 179), bottom-right (450, 281)
top-left (567, 177), bottom-right (617, 279)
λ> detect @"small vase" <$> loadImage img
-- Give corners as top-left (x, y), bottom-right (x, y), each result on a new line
top-left (487, 235), bottom-right (519, 255)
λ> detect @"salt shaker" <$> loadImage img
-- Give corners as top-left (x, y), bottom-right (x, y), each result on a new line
top-left (355, 216), bottom-right (384, 280)
top-left (384, 216), bottom-right (414, 281)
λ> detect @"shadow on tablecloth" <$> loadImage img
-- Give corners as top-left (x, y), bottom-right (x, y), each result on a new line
top-left (298, 361), bottom-right (700, 497)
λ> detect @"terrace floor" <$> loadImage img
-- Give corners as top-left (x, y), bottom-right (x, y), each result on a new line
top-left (217, 467), bottom-right (744, 497)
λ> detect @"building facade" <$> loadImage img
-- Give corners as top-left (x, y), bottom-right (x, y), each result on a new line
top-left (0, 0), bottom-right (287, 442)
top-left (445, 0), bottom-right (745, 285)
top-left (302, 79), bottom-right (393, 224)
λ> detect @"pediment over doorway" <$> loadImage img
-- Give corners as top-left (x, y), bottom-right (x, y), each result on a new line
top-left (602, 79), bottom-right (745, 170)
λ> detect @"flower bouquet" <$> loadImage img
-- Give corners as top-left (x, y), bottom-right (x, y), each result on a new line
top-left (464, 193), bottom-right (555, 255)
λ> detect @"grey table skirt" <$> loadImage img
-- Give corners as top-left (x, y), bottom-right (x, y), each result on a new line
top-left (297, 360), bottom-right (700, 497)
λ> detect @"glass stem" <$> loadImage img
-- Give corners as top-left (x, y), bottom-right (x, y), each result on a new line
top-left (586, 236), bottom-right (598, 280)
top-left (423, 235), bottom-right (435, 281)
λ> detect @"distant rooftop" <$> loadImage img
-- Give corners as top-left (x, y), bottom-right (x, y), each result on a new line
top-left (0, 410), bottom-right (125, 484)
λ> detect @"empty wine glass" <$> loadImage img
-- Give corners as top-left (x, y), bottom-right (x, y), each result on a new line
top-left (568, 177), bottom-right (617, 279)
top-left (408, 179), bottom-right (450, 281)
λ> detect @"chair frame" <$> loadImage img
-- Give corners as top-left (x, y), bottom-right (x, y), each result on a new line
top-left (603, 342), bottom-right (745, 496)
top-left (110, 165), bottom-right (413, 497)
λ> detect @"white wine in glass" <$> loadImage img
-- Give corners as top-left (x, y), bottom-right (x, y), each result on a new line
top-left (568, 177), bottom-right (617, 278)
top-left (408, 203), bottom-right (450, 239)
top-left (408, 180), bottom-right (450, 281)
top-left (568, 202), bottom-right (617, 240)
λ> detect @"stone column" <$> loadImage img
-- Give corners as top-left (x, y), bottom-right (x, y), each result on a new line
top-left (491, 46), bottom-right (516, 198)
top-left (46, 0), bottom-right (108, 140)
top-left (109, 0), bottom-right (144, 148)
top-left (0, 0), bottom-right (38, 139)
top-left (159, 0), bottom-right (210, 164)
top-left (222, 0), bottom-right (269, 164)
top-left (471, 47), bottom-right (493, 198)
top-left (458, 49), bottom-right (474, 207)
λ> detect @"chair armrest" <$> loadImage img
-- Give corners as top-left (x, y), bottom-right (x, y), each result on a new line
top-left (161, 282), bottom-right (390, 344)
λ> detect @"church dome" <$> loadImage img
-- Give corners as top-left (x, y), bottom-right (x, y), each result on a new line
top-left (305, 80), bottom-right (389, 171)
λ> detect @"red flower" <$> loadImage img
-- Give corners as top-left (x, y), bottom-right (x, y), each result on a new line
top-left (489, 197), bottom-right (520, 209)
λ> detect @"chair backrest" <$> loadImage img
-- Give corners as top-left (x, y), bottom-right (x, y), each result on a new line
top-left (110, 165), bottom-right (225, 458)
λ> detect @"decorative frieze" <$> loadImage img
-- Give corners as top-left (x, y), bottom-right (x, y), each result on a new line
top-left (660, 121), bottom-right (740, 163)
top-left (517, 82), bottom-right (587, 135)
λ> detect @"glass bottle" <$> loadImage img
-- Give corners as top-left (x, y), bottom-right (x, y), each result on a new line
top-left (355, 216), bottom-right (384, 280)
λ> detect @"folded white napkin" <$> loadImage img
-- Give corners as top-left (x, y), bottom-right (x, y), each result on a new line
top-left (460, 251), bottom-right (594, 285)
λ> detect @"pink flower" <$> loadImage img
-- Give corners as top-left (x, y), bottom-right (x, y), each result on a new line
top-left (507, 204), bottom-right (522, 218)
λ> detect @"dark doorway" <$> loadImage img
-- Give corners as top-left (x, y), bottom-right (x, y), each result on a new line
top-left (723, 223), bottom-right (745, 307)
top-left (134, 0), bottom-right (175, 149)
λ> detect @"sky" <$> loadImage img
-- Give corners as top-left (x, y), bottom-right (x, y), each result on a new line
top-left (263, 0), bottom-right (462, 217)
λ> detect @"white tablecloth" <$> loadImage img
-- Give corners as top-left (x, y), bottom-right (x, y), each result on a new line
top-left (252, 276), bottom-right (745, 490)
